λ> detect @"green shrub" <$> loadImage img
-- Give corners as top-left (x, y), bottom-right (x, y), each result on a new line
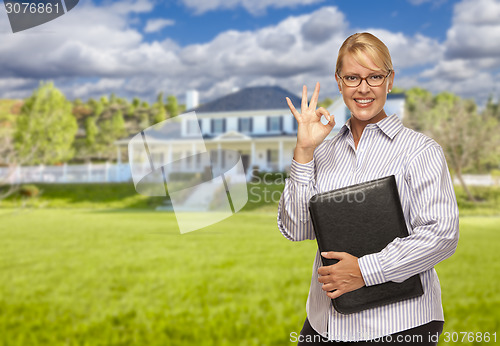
top-left (19, 184), bottom-right (40, 197)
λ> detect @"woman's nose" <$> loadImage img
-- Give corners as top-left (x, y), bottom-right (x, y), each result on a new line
top-left (358, 79), bottom-right (370, 93)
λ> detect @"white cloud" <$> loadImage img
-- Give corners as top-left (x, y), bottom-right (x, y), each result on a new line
top-left (0, 2), bottom-right (445, 103)
top-left (180, 0), bottom-right (325, 15)
top-left (445, 0), bottom-right (500, 59)
top-left (362, 29), bottom-right (444, 69)
top-left (420, 59), bottom-right (476, 81)
top-left (144, 18), bottom-right (175, 33)
top-left (452, 0), bottom-right (500, 25)
top-left (1, 0), bottom-right (497, 107)
top-left (301, 6), bottom-right (347, 43)
top-left (410, 0), bottom-right (500, 104)
top-left (407, 0), bottom-right (433, 5)
top-left (108, 0), bottom-right (154, 14)
top-left (407, 0), bottom-right (447, 6)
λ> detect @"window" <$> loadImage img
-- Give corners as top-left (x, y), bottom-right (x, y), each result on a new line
top-left (212, 118), bottom-right (225, 133)
top-left (238, 118), bottom-right (252, 133)
top-left (267, 116), bottom-right (282, 132)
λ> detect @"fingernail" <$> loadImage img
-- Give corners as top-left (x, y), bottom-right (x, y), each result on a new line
top-left (321, 252), bottom-right (327, 256)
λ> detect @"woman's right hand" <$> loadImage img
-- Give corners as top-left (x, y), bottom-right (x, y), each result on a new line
top-left (286, 82), bottom-right (335, 164)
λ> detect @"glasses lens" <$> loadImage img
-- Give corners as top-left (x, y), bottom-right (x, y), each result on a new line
top-left (343, 76), bottom-right (360, 87)
top-left (367, 75), bottom-right (385, 86)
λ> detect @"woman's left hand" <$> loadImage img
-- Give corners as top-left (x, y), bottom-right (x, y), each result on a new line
top-left (317, 252), bottom-right (366, 299)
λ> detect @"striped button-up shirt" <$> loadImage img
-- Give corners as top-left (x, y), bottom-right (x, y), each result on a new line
top-left (277, 114), bottom-right (459, 342)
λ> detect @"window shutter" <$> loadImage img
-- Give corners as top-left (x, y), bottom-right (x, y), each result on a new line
top-left (250, 118), bottom-right (253, 132)
top-left (266, 116), bottom-right (270, 132)
top-left (223, 118), bottom-right (226, 132)
top-left (293, 115), bottom-right (297, 131)
top-left (238, 118), bottom-right (241, 132)
top-left (198, 119), bottom-right (202, 133)
top-left (267, 149), bottom-right (271, 163)
top-left (279, 116), bottom-right (283, 132)
top-left (210, 119), bottom-right (214, 134)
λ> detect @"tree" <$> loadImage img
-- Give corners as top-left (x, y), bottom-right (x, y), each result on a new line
top-left (403, 87), bottom-right (434, 132)
top-left (85, 116), bottom-right (98, 148)
top-left (166, 95), bottom-right (179, 118)
top-left (484, 94), bottom-right (500, 121)
top-left (403, 88), bottom-right (500, 201)
top-left (152, 92), bottom-right (167, 124)
top-left (14, 82), bottom-right (77, 165)
top-left (0, 103), bottom-right (21, 200)
top-left (426, 93), bottom-right (499, 201)
top-left (94, 110), bottom-right (126, 160)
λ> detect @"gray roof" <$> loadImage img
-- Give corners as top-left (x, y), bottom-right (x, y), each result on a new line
top-left (190, 86), bottom-right (302, 113)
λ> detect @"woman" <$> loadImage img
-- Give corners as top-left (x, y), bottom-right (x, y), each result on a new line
top-left (277, 32), bottom-right (459, 345)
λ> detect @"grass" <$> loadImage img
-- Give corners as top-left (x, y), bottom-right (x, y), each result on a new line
top-left (0, 209), bottom-right (316, 345)
top-left (2, 182), bottom-right (499, 215)
top-left (0, 182), bottom-right (499, 345)
top-left (0, 208), bottom-right (499, 345)
top-left (436, 216), bottom-right (500, 344)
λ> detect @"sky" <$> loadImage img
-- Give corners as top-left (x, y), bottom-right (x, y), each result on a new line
top-left (1, 0), bottom-right (500, 107)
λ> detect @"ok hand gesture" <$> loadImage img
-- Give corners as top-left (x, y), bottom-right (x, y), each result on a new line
top-left (286, 82), bottom-right (335, 164)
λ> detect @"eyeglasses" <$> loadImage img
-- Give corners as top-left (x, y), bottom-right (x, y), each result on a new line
top-left (337, 70), bottom-right (392, 88)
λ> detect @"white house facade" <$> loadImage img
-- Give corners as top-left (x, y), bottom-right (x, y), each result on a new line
top-left (116, 86), bottom-right (406, 180)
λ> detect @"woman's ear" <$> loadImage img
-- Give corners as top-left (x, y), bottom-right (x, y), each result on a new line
top-left (335, 73), bottom-right (343, 94)
top-left (387, 70), bottom-right (395, 93)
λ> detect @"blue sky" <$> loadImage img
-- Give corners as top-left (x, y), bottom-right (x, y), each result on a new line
top-left (1, 0), bottom-right (499, 106)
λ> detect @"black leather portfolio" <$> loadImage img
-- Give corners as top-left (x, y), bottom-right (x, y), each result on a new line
top-left (308, 175), bottom-right (424, 314)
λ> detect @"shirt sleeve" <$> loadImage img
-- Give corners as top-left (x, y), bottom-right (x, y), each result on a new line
top-left (277, 158), bottom-right (318, 241)
top-left (358, 145), bottom-right (460, 286)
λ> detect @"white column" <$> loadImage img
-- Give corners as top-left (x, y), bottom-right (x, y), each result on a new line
top-left (279, 140), bottom-right (284, 172)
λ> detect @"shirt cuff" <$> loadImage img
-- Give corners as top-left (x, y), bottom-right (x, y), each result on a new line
top-left (289, 158), bottom-right (315, 185)
top-left (358, 253), bottom-right (387, 286)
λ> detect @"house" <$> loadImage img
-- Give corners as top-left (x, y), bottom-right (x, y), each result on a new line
top-left (116, 86), bottom-right (405, 180)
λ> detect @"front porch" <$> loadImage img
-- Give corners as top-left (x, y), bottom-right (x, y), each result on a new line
top-left (117, 131), bottom-right (297, 180)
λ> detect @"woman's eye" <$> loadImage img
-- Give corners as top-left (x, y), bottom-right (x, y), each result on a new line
top-left (345, 76), bottom-right (359, 81)
top-left (370, 75), bottom-right (384, 80)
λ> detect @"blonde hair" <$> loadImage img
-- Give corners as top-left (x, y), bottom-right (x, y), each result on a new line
top-left (335, 32), bottom-right (393, 75)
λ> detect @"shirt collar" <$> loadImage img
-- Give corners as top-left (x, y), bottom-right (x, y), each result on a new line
top-left (338, 114), bottom-right (403, 140)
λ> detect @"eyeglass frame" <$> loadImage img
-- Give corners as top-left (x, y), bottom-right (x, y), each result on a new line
top-left (336, 70), bottom-right (392, 88)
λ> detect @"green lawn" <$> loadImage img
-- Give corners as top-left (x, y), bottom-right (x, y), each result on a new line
top-left (0, 208), bottom-right (498, 345)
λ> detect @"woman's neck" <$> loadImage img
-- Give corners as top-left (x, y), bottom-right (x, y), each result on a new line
top-left (350, 111), bottom-right (388, 149)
